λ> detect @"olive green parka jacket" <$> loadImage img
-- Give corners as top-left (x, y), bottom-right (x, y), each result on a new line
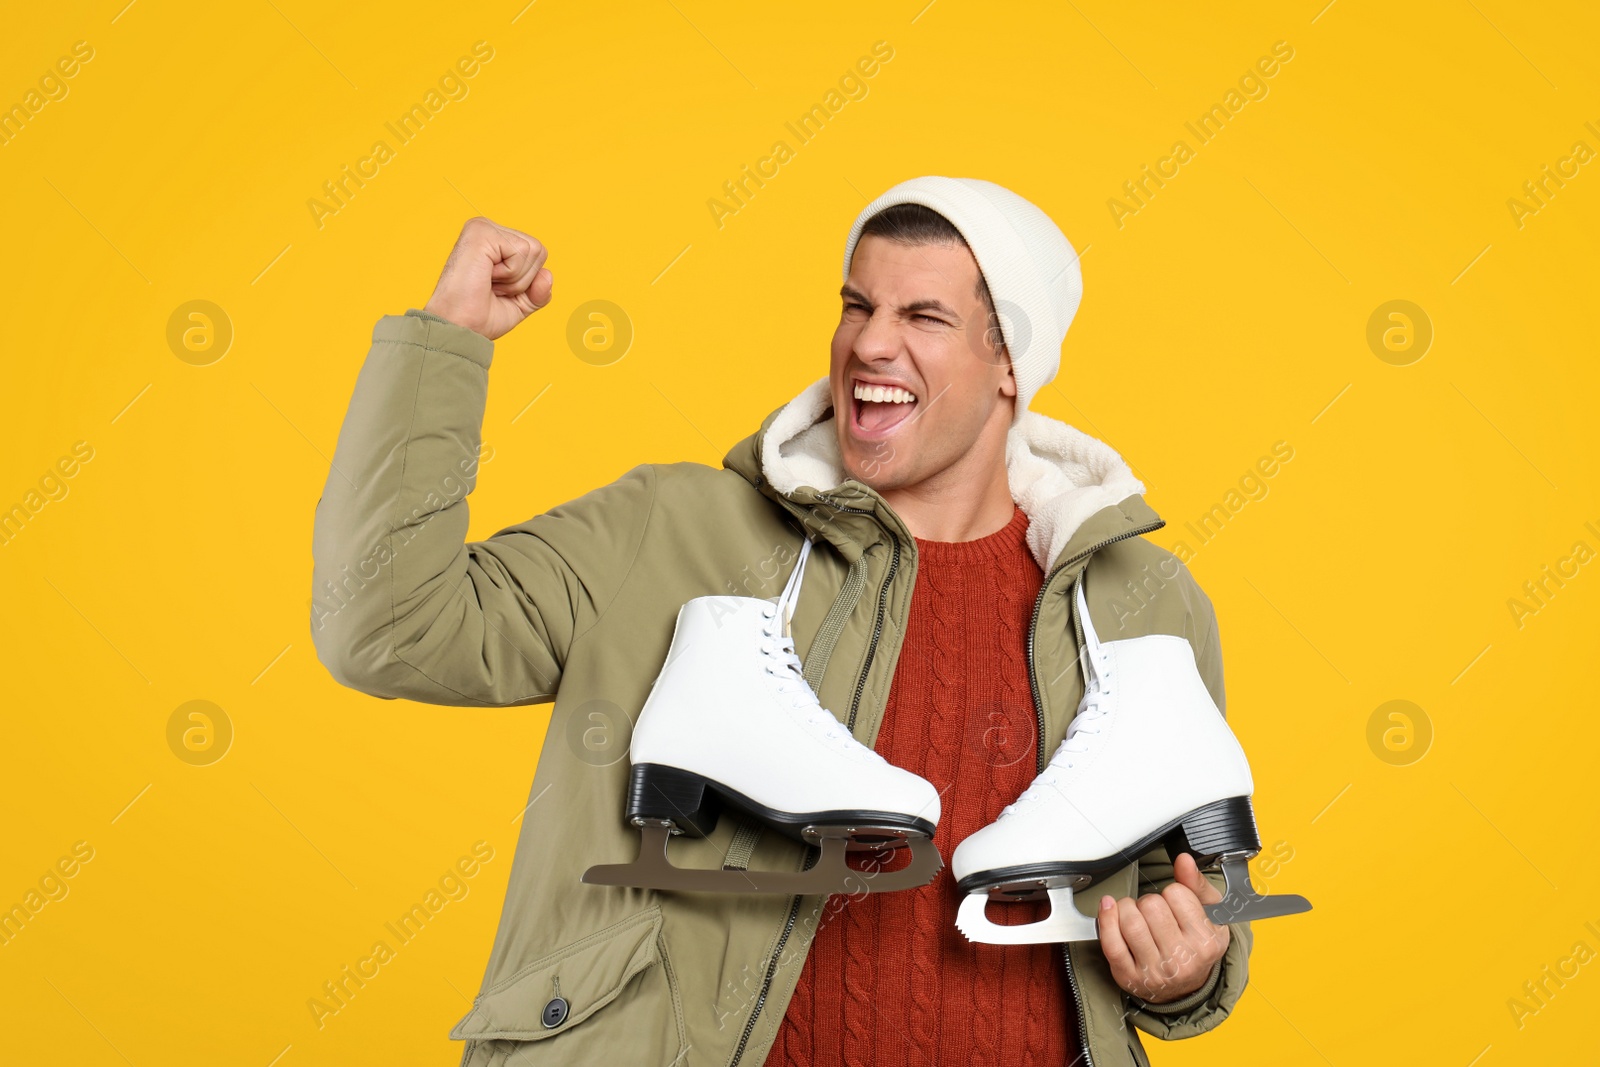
top-left (310, 310), bottom-right (1252, 1066)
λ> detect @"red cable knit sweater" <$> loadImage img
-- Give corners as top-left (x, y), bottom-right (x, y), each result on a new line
top-left (764, 503), bottom-right (1076, 1066)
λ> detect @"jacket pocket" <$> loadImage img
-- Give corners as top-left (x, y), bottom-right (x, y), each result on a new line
top-left (450, 906), bottom-right (685, 1063)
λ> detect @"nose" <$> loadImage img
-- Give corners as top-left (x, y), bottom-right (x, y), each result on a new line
top-left (853, 308), bottom-right (900, 364)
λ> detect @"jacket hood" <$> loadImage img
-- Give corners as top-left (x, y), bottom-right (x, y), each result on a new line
top-left (722, 375), bottom-right (1158, 575)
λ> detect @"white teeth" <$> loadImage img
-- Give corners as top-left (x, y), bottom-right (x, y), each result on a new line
top-left (853, 383), bottom-right (915, 404)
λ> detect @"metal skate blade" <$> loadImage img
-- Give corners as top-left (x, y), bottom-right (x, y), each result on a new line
top-left (583, 824), bottom-right (942, 895)
top-left (955, 886), bottom-right (1101, 944)
top-left (1205, 892), bottom-right (1313, 925)
top-left (1202, 854), bottom-right (1314, 925)
top-left (801, 824), bottom-right (942, 890)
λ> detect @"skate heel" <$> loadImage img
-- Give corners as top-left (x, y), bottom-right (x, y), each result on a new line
top-left (1165, 796), bottom-right (1313, 927)
top-left (1165, 796), bottom-right (1260, 863)
top-left (626, 764), bottom-right (722, 838)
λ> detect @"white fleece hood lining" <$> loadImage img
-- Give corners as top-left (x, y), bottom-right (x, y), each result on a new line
top-left (761, 376), bottom-right (1146, 574)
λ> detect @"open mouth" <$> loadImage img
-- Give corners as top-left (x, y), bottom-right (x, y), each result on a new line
top-left (850, 378), bottom-right (919, 438)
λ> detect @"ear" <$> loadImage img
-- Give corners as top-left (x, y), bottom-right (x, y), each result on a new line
top-left (998, 351), bottom-right (1017, 398)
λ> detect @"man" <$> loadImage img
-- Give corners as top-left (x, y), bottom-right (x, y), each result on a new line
top-left (311, 176), bottom-right (1251, 1066)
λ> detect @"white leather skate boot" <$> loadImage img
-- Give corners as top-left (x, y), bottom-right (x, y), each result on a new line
top-left (952, 572), bottom-right (1311, 943)
top-left (583, 535), bottom-right (943, 894)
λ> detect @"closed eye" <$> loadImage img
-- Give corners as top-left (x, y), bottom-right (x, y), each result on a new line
top-left (843, 302), bottom-right (947, 325)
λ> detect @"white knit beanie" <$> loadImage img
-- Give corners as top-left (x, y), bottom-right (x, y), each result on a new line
top-left (842, 176), bottom-right (1083, 424)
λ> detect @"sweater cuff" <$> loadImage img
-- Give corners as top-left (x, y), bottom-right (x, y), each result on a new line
top-left (367, 308), bottom-right (495, 369)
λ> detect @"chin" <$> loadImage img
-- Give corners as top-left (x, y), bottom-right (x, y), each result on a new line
top-left (841, 451), bottom-right (906, 491)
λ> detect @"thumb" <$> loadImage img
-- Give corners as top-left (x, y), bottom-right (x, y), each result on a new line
top-left (1174, 852), bottom-right (1224, 904)
top-left (508, 267), bottom-right (553, 318)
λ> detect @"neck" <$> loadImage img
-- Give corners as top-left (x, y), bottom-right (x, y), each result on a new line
top-left (881, 416), bottom-right (1016, 543)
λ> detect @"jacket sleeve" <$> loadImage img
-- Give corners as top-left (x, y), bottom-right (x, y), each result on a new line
top-left (1127, 565), bottom-right (1254, 1039)
top-left (309, 309), bottom-right (656, 707)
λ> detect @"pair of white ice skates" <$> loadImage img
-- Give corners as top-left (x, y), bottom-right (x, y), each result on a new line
top-left (582, 537), bottom-right (1311, 942)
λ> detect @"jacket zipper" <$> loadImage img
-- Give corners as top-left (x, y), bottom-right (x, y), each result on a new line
top-left (845, 528), bottom-right (900, 731)
top-left (728, 890), bottom-right (802, 1067)
top-left (1026, 518), bottom-right (1166, 1067)
top-left (727, 502), bottom-right (897, 1067)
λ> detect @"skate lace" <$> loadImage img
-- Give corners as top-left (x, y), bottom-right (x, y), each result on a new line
top-left (761, 536), bottom-right (882, 758)
top-left (1004, 574), bottom-right (1110, 814)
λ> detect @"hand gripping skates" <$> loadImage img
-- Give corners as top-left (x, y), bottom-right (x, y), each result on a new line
top-left (583, 536), bottom-right (943, 894)
top-left (952, 572), bottom-right (1312, 942)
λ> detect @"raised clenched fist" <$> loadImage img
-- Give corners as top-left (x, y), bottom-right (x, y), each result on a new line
top-left (423, 217), bottom-right (554, 340)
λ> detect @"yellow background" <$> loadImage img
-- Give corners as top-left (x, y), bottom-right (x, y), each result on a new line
top-left (3, 1), bottom-right (1597, 1064)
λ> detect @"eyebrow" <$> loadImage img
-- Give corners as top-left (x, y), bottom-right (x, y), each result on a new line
top-left (839, 285), bottom-right (961, 320)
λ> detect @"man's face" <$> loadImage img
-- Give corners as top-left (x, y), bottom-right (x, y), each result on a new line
top-left (830, 234), bottom-right (1015, 491)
